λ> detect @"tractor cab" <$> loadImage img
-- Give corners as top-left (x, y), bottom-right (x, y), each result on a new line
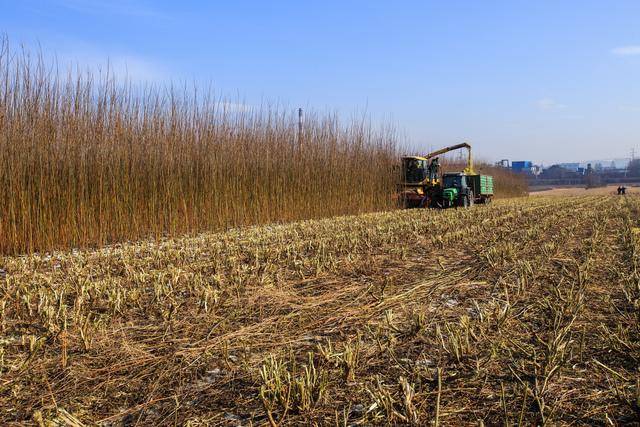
top-left (442, 173), bottom-right (467, 189)
top-left (441, 172), bottom-right (472, 208)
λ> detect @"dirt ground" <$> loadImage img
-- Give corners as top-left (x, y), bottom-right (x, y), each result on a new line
top-left (530, 184), bottom-right (639, 196)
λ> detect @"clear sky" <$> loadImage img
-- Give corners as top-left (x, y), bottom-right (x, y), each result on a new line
top-left (2, 0), bottom-right (640, 164)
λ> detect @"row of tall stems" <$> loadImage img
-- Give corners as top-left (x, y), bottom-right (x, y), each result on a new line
top-left (0, 39), bottom-right (398, 254)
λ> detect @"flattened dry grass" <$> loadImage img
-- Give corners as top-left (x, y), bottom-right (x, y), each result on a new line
top-left (1, 196), bottom-right (639, 425)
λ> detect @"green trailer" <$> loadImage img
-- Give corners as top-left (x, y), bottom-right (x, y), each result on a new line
top-left (468, 174), bottom-right (493, 203)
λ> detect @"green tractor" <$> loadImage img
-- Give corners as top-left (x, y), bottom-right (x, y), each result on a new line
top-left (441, 173), bottom-right (474, 208)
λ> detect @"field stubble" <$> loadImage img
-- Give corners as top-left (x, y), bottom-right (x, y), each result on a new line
top-left (1, 195), bottom-right (639, 425)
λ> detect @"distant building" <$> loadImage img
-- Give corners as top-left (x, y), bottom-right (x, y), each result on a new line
top-left (512, 161), bottom-right (533, 173)
top-left (557, 163), bottom-right (580, 172)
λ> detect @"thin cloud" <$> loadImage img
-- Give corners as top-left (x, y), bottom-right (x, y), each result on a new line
top-left (53, 43), bottom-right (171, 83)
top-left (619, 105), bottom-right (640, 112)
top-left (6, 33), bottom-right (171, 83)
top-left (56, 0), bottom-right (165, 19)
top-left (536, 98), bottom-right (567, 111)
top-left (611, 46), bottom-right (640, 56)
top-left (105, 55), bottom-right (169, 82)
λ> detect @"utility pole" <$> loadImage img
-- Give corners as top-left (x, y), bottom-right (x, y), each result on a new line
top-left (297, 108), bottom-right (303, 148)
top-left (628, 147), bottom-right (637, 178)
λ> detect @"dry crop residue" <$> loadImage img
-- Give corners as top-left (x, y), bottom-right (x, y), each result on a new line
top-left (1, 196), bottom-right (639, 425)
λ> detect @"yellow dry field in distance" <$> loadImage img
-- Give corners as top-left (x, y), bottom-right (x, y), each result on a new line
top-left (531, 184), bottom-right (639, 196)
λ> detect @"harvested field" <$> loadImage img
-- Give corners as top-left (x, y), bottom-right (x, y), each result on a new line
top-left (531, 185), bottom-right (639, 196)
top-left (2, 196), bottom-right (639, 425)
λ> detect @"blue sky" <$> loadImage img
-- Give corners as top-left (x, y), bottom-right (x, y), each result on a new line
top-left (2, 0), bottom-right (640, 164)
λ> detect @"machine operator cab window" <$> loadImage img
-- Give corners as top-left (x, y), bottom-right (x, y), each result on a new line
top-left (443, 174), bottom-right (465, 189)
top-left (403, 158), bottom-right (428, 183)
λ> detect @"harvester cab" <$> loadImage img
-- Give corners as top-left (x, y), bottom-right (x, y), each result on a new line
top-left (399, 156), bottom-right (441, 208)
top-left (402, 157), bottom-right (439, 185)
